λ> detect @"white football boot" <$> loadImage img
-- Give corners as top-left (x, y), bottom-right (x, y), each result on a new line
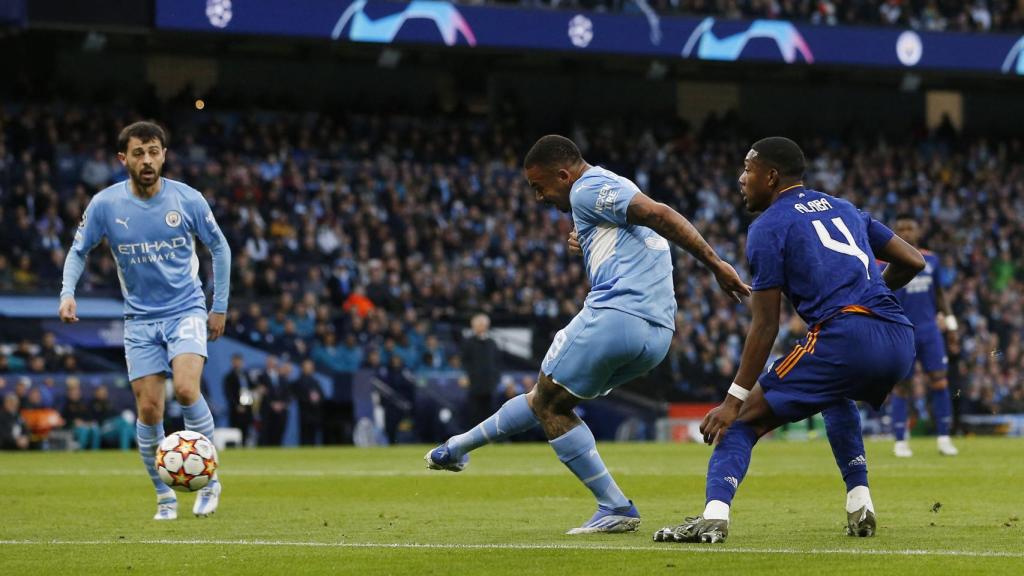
top-left (937, 436), bottom-right (959, 456)
top-left (893, 440), bottom-right (913, 458)
top-left (193, 479), bottom-right (221, 518)
top-left (154, 493), bottom-right (178, 521)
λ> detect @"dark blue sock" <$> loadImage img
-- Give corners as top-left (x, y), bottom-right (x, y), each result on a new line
top-left (705, 421), bottom-right (759, 505)
top-left (822, 400), bottom-right (869, 491)
top-left (890, 396), bottom-right (908, 442)
top-left (928, 387), bottom-right (953, 436)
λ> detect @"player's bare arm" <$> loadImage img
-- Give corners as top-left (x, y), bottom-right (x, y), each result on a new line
top-left (875, 235), bottom-right (925, 290)
top-left (625, 192), bottom-right (751, 301)
top-left (933, 278), bottom-right (960, 353)
top-left (701, 288), bottom-right (781, 444)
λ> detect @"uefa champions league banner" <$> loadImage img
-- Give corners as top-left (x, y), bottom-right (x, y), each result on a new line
top-left (160, 0), bottom-right (1024, 76)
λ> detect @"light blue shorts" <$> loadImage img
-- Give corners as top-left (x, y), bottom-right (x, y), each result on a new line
top-left (541, 306), bottom-right (673, 399)
top-left (124, 311), bottom-right (209, 381)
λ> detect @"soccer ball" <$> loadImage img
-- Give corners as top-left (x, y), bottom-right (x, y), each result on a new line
top-left (156, 430), bottom-right (218, 492)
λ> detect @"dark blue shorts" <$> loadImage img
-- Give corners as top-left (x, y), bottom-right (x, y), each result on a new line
top-left (913, 323), bottom-right (948, 374)
top-left (759, 311), bottom-right (915, 422)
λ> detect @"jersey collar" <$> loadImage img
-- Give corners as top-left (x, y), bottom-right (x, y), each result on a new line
top-left (777, 183), bottom-right (805, 197)
top-left (125, 178), bottom-right (167, 209)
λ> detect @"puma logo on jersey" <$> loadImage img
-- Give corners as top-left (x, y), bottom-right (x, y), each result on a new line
top-left (795, 198), bottom-right (833, 213)
top-left (116, 217), bottom-right (130, 230)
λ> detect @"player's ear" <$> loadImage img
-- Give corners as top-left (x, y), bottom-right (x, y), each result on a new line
top-left (117, 152), bottom-right (127, 166)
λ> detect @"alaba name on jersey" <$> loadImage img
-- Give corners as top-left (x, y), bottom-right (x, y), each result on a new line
top-left (569, 166), bottom-right (676, 331)
top-left (70, 178), bottom-right (228, 320)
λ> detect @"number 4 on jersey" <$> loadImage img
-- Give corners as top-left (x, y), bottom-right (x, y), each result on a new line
top-left (812, 217), bottom-right (870, 279)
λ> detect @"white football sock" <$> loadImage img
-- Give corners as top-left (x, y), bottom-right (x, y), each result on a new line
top-left (846, 485), bottom-right (874, 514)
top-left (703, 500), bottom-right (730, 521)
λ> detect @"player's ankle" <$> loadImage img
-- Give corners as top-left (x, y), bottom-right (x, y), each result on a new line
top-left (703, 500), bottom-right (730, 521)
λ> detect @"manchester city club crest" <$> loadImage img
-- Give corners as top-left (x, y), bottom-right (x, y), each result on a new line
top-left (165, 210), bottom-right (182, 227)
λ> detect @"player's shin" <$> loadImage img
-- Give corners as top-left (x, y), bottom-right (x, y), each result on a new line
top-left (137, 420), bottom-right (172, 495)
top-left (822, 400), bottom-right (870, 492)
top-left (890, 395), bottom-right (909, 442)
top-left (928, 385), bottom-right (953, 438)
top-left (704, 420), bottom-right (758, 521)
top-left (550, 422), bottom-right (630, 510)
top-left (446, 393), bottom-right (539, 458)
top-left (182, 395), bottom-right (216, 444)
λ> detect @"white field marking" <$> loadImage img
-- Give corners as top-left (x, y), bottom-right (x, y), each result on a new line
top-left (0, 467), bottom-right (969, 478)
top-left (0, 540), bottom-right (1021, 559)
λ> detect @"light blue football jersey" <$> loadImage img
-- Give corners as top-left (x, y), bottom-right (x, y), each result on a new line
top-left (62, 178), bottom-right (230, 320)
top-left (571, 166), bottom-right (676, 330)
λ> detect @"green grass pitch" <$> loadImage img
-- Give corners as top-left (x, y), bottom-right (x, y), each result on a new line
top-left (1, 437), bottom-right (1021, 575)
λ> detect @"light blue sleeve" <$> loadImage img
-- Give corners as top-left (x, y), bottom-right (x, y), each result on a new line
top-left (571, 177), bottom-right (638, 227)
top-left (188, 192), bottom-right (232, 313)
top-left (60, 199), bottom-right (106, 300)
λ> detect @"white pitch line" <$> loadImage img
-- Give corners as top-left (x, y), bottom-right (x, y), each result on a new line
top-left (0, 540), bottom-right (1021, 559)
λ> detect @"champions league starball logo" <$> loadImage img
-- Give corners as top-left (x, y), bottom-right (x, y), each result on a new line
top-left (332, 0), bottom-right (476, 46)
top-left (205, 0), bottom-right (232, 29)
top-left (682, 18), bottom-right (814, 64)
top-left (567, 15), bottom-right (593, 48)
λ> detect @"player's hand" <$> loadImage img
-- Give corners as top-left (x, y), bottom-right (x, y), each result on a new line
top-left (700, 396), bottom-right (742, 445)
top-left (208, 312), bottom-right (226, 342)
top-left (58, 297), bottom-right (79, 323)
top-left (567, 229), bottom-right (582, 257)
top-left (712, 261), bottom-right (752, 303)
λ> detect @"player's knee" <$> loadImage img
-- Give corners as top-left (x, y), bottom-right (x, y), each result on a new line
top-left (173, 381), bottom-right (200, 405)
top-left (136, 398), bottom-right (162, 423)
top-left (928, 377), bottom-right (949, 391)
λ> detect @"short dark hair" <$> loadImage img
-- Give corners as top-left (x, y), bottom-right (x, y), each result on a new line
top-left (751, 137), bottom-right (805, 179)
top-left (523, 135), bottom-right (582, 170)
top-left (895, 213), bottom-right (916, 222)
top-left (118, 121), bottom-right (168, 152)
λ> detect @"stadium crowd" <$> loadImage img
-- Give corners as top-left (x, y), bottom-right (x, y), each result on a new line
top-left (0, 103), bottom-right (1022, 446)
top-left (479, 0), bottom-right (1021, 33)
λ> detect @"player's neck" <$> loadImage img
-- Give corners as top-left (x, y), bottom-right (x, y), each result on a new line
top-left (571, 161), bottom-right (592, 183)
top-left (130, 177), bottom-right (162, 200)
top-left (771, 181), bottom-right (804, 203)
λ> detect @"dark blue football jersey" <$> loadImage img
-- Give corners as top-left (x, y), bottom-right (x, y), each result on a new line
top-left (746, 186), bottom-right (911, 327)
top-left (894, 250), bottom-right (941, 329)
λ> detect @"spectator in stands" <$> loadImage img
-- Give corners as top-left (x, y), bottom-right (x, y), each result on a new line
top-left (0, 393), bottom-right (29, 450)
top-left (422, 334), bottom-right (448, 370)
top-left (93, 385), bottom-right (133, 450)
top-left (293, 359), bottom-right (325, 445)
top-left (223, 353), bottom-right (256, 446)
top-left (20, 386), bottom-right (63, 449)
top-left (39, 333), bottom-right (62, 371)
top-left (61, 379), bottom-right (100, 450)
top-left (381, 355), bottom-right (416, 445)
top-left (461, 313), bottom-right (500, 428)
top-left (257, 355), bottom-right (289, 446)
